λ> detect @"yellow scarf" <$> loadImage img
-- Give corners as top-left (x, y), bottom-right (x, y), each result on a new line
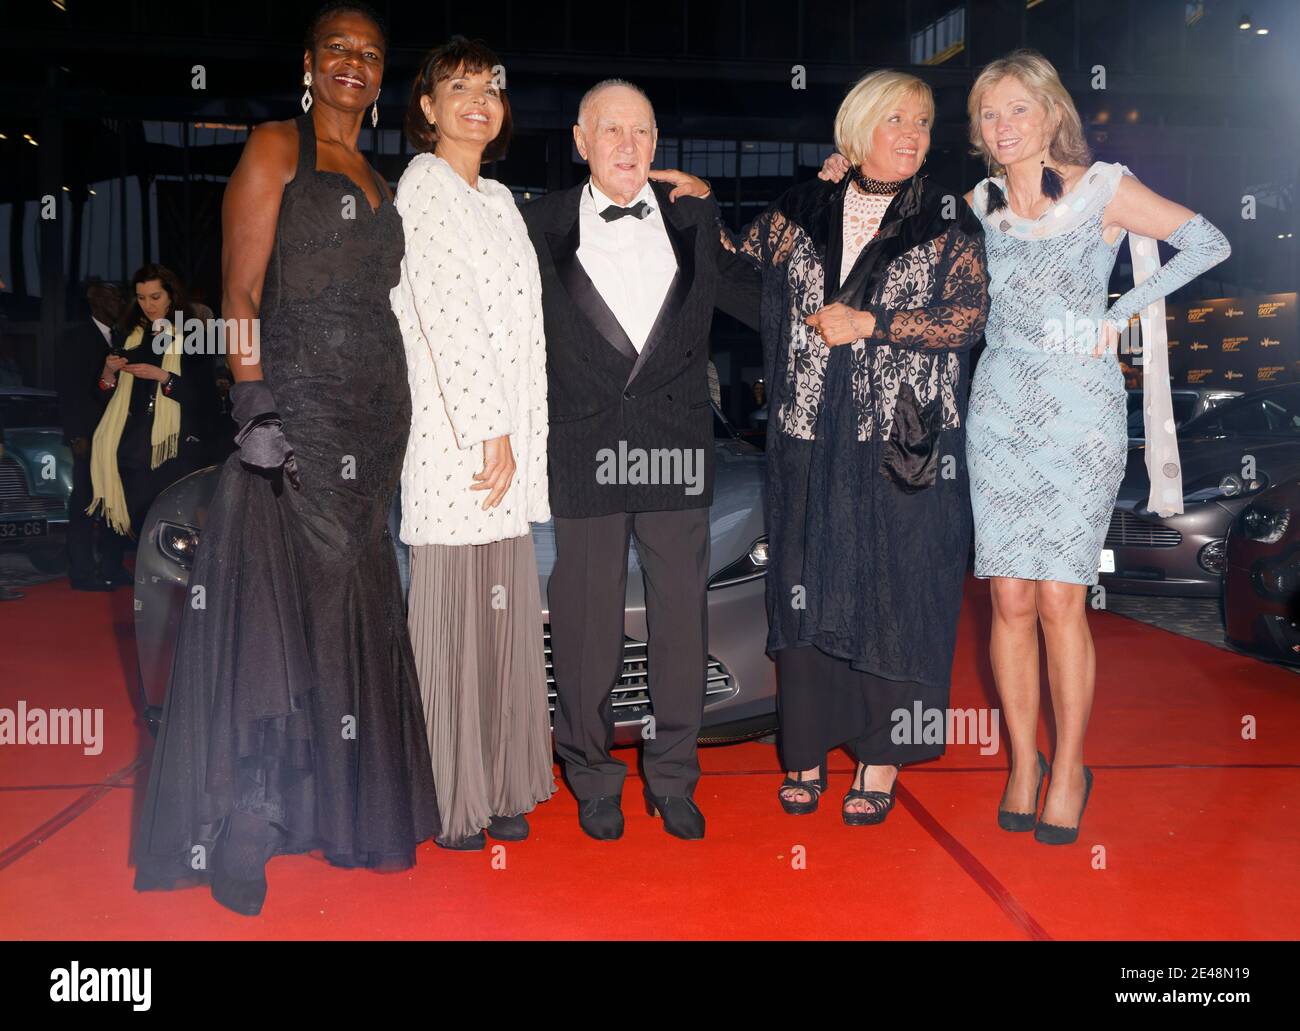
top-left (86, 323), bottom-right (182, 536)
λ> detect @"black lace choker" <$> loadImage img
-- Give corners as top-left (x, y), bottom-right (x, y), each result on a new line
top-left (848, 166), bottom-right (909, 195)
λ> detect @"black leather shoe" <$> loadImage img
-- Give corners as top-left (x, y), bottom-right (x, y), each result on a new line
top-left (69, 576), bottom-right (115, 592)
top-left (487, 814), bottom-right (529, 841)
top-left (436, 831), bottom-right (487, 851)
top-left (105, 569), bottom-right (134, 586)
top-left (644, 790), bottom-right (705, 840)
top-left (577, 796), bottom-right (624, 840)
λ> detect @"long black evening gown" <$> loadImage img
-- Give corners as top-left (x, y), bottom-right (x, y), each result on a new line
top-left (133, 114), bottom-right (439, 891)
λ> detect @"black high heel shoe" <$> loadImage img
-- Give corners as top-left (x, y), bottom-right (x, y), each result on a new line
top-left (778, 764), bottom-right (826, 815)
top-left (1034, 765), bottom-right (1093, 845)
top-left (998, 751), bottom-right (1050, 832)
top-left (210, 812), bottom-right (282, 917)
top-left (842, 763), bottom-right (901, 827)
top-left (487, 814), bottom-right (529, 841)
top-left (435, 831), bottom-right (487, 851)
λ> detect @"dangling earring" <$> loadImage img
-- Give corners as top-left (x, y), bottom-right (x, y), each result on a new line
top-left (1040, 157), bottom-right (1064, 201)
top-left (301, 71), bottom-right (313, 113)
top-left (371, 87), bottom-right (380, 129)
top-left (985, 157), bottom-right (1007, 213)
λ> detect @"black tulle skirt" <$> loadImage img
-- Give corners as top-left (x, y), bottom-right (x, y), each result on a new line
top-left (132, 453), bottom-right (439, 891)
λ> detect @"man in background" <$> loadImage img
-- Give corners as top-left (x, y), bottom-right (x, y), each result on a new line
top-left (56, 279), bottom-right (124, 591)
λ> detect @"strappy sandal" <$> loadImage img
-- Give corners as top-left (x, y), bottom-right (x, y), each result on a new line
top-left (777, 764), bottom-right (826, 815)
top-left (842, 763), bottom-right (901, 826)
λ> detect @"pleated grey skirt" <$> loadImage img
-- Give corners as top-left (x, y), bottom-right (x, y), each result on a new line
top-left (407, 532), bottom-right (556, 843)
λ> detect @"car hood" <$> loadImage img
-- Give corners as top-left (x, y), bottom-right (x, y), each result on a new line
top-left (157, 439), bottom-right (768, 608)
top-left (1119, 435), bottom-right (1300, 504)
top-left (532, 440), bottom-right (766, 599)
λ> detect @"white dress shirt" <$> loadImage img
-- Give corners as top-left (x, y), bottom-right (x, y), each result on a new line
top-left (92, 316), bottom-right (112, 345)
top-left (576, 179), bottom-right (678, 352)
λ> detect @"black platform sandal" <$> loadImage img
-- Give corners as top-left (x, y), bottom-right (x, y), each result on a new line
top-left (777, 764), bottom-right (826, 816)
top-left (842, 763), bottom-right (901, 827)
top-left (998, 751), bottom-right (1050, 832)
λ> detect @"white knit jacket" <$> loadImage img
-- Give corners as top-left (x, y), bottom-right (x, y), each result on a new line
top-left (390, 153), bottom-right (549, 546)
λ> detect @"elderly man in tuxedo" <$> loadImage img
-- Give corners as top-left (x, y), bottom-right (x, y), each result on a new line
top-left (522, 80), bottom-right (758, 841)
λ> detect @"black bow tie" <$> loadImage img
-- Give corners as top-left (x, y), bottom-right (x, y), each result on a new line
top-left (600, 199), bottom-right (650, 222)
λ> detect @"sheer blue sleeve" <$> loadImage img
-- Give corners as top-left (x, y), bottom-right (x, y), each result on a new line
top-left (1104, 214), bottom-right (1231, 330)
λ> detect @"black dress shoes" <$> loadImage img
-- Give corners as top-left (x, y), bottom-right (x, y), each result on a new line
top-left (644, 790), bottom-right (705, 840)
top-left (69, 576), bottom-right (115, 592)
top-left (487, 814), bottom-right (529, 841)
top-left (577, 796), bottom-right (624, 840)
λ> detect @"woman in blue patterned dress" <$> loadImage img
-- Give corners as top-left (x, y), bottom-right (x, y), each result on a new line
top-left (962, 51), bottom-right (1230, 843)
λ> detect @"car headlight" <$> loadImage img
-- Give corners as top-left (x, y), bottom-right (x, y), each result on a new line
top-left (707, 535), bottom-right (769, 589)
top-left (1183, 472), bottom-right (1269, 504)
top-left (1198, 539), bottom-right (1227, 573)
top-left (1252, 548), bottom-right (1300, 600)
top-left (1240, 505), bottom-right (1291, 545)
top-left (158, 521), bottom-right (200, 570)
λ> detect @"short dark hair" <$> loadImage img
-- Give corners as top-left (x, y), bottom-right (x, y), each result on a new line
top-left (120, 263), bottom-right (186, 333)
top-left (84, 279), bottom-right (125, 325)
top-left (303, 1), bottom-right (387, 51)
top-left (405, 36), bottom-right (512, 163)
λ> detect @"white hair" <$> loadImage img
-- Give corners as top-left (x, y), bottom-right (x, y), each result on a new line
top-left (577, 78), bottom-right (655, 132)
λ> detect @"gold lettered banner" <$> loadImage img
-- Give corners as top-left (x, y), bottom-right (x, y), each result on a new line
top-left (1164, 292), bottom-right (1297, 388)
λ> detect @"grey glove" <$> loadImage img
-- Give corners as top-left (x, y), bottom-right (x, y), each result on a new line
top-left (230, 380), bottom-right (300, 491)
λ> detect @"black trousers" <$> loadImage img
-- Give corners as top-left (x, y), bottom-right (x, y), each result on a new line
top-left (548, 507), bottom-right (710, 799)
top-left (775, 644), bottom-right (949, 772)
top-left (66, 449), bottom-right (98, 580)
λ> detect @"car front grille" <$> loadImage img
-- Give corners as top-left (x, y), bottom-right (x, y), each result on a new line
top-left (1105, 510), bottom-right (1182, 549)
top-left (0, 457), bottom-right (64, 516)
top-left (543, 625), bottom-right (735, 719)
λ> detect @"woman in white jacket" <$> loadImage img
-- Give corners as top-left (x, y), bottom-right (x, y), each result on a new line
top-left (390, 37), bottom-right (552, 850)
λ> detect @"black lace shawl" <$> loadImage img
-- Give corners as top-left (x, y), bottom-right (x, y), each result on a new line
top-left (723, 175), bottom-right (990, 685)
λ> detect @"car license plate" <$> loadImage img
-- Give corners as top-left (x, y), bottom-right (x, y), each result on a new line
top-left (1098, 548), bottom-right (1115, 574)
top-left (0, 519), bottom-right (47, 539)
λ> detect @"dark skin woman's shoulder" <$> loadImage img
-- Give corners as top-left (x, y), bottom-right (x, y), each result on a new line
top-left (237, 119), bottom-right (299, 185)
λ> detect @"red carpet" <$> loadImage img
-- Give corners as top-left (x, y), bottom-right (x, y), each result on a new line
top-left (2, 577), bottom-right (1298, 939)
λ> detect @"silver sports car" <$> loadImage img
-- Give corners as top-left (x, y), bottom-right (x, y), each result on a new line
top-left (1101, 382), bottom-right (1300, 597)
top-left (133, 405), bottom-right (775, 745)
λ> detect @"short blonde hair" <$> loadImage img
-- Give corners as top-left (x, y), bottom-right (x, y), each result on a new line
top-left (967, 49), bottom-right (1091, 174)
top-left (833, 70), bottom-right (934, 166)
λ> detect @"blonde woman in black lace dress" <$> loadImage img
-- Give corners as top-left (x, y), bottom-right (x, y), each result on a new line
top-left (663, 70), bottom-right (989, 824)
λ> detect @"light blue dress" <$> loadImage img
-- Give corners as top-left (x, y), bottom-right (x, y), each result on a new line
top-left (966, 161), bottom-right (1230, 585)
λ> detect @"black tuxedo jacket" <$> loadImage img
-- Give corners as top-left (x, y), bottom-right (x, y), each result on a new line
top-left (57, 321), bottom-right (111, 443)
top-left (522, 180), bottom-right (759, 518)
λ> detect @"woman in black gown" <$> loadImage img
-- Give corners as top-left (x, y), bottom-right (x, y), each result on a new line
top-left (133, 2), bottom-right (438, 916)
